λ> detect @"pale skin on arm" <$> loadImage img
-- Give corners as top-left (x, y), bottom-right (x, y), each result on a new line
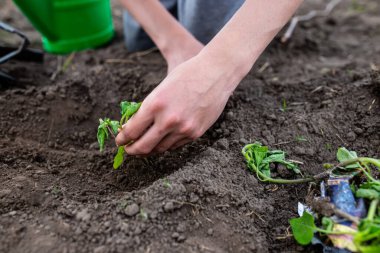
top-left (116, 0), bottom-right (304, 155)
top-left (119, 0), bottom-right (204, 72)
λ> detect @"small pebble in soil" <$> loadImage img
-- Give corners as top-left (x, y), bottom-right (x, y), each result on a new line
top-left (207, 228), bottom-right (214, 236)
top-left (176, 223), bottom-right (186, 233)
top-left (76, 208), bottom-right (91, 222)
top-left (89, 142), bottom-right (99, 150)
top-left (215, 138), bottom-right (229, 150)
top-left (346, 131), bottom-right (356, 142)
top-left (125, 203), bottom-right (139, 217)
top-left (164, 201), bottom-right (175, 212)
top-left (171, 232), bottom-right (179, 239)
top-left (36, 107), bottom-right (49, 114)
top-left (226, 111), bottom-right (234, 121)
top-left (353, 127), bottom-right (364, 134)
top-left (93, 246), bottom-right (107, 253)
top-left (177, 235), bottom-right (186, 242)
top-left (239, 138), bottom-right (249, 145)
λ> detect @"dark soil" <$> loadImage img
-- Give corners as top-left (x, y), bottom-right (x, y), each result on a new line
top-left (1, 1), bottom-right (379, 252)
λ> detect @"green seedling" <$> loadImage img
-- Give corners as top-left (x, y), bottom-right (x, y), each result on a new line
top-left (335, 147), bottom-right (380, 182)
top-left (51, 185), bottom-right (61, 196)
top-left (295, 135), bottom-right (308, 142)
top-left (326, 143), bottom-right (333, 152)
top-left (242, 142), bottom-right (309, 184)
top-left (350, 0), bottom-right (366, 13)
top-left (97, 101), bottom-right (141, 169)
top-left (163, 178), bottom-right (172, 189)
top-left (138, 208), bottom-right (148, 221)
top-left (280, 98), bottom-right (287, 112)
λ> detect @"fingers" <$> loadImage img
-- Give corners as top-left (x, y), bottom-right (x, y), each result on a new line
top-left (170, 138), bottom-right (192, 150)
top-left (115, 107), bottom-right (153, 146)
top-left (153, 134), bottom-right (184, 153)
top-left (124, 125), bottom-right (170, 155)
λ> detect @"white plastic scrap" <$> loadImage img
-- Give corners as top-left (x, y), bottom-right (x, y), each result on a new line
top-left (298, 202), bottom-right (314, 217)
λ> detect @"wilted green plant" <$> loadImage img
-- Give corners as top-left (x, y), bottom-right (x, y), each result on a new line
top-left (242, 144), bottom-right (380, 184)
top-left (242, 142), bottom-right (310, 184)
top-left (97, 101), bottom-right (141, 169)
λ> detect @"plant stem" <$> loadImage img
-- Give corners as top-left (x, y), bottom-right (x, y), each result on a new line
top-left (367, 199), bottom-right (379, 221)
top-left (359, 157), bottom-right (380, 168)
top-left (331, 205), bottom-right (360, 225)
top-left (312, 157), bottom-right (380, 181)
top-left (106, 126), bottom-right (116, 139)
top-left (315, 227), bottom-right (356, 236)
top-left (120, 115), bottom-right (129, 126)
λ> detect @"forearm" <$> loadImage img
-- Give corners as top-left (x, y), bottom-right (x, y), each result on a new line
top-left (200, 0), bottom-right (303, 92)
top-left (119, 0), bottom-right (198, 57)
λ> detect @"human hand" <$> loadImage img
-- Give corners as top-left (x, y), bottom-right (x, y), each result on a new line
top-left (115, 52), bottom-right (243, 155)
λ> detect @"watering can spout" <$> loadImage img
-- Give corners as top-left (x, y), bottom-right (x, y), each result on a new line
top-left (13, 0), bottom-right (57, 41)
top-left (12, 0), bottom-right (114, 54)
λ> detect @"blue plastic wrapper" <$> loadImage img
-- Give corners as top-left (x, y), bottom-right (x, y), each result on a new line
top-left (327, 176), bottom-right (366, 225)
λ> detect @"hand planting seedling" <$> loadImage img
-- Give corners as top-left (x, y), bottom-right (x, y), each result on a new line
top-left (97, 101), bottom-right (141, 169)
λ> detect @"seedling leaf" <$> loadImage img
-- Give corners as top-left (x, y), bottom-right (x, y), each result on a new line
top-left (337, 147), bottom-right (360, 169)
top-left (113, 146), bottom-right (125, 169)
top-left (97, 101), bottom-right (141, 169)
top-left (356, 189), bottom-right (380, 200)
top-left (97, 118), bottom-right (109, 151)
top-left (289, 212), bottom-right (316, 245)
top-left (109, 120), bottom-right (120, 135)
top-left (242, 142), bottom-right (302, 182)
top-left (120, 101), bottom-right (141, 119)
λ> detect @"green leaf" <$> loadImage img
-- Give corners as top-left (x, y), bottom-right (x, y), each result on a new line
top-left (354, 219), bottom-right (380, 252)
top-left (243, 142), bottom-right (300, 180)
top-left (263, 150), bottom-right (300, 174)
top-left (263, 150), bottom-right (285, 163)
top-left (322, 217), bottom-right (334, 232)
top-left (113, 146), bottom-right (125, 169)
top-left (97, 118), bottom-right (109, 151)
top-left (356, 189), bottom-right (380, 200)
top-left (289, 212), bottom-right (316, 245)
top-left (120, 101), bottom-right (141, 118)
top-left (252, 143), bottom-right (268, 169)
top-left (97, 128), bottom-right (106, 151)
top-left (109, 120), bottom-right (120, 135)
top-left (360, 182), bottom-right (380, 192)
top-left (337, 147), bottom-right (360, 169)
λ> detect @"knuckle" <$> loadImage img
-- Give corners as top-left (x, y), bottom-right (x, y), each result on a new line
top-left (179, 123), bottom-right (195, 136)
top-left (164, 115), bottom-right (181, 128)
top-left (121, 129), bottom-right (138, 141)
top-left (149, 98), bottom-right (165, 113)
top-left (190, 129), bottom-right (203, 140)
top-left (128, 130), bottom-right (140, 141)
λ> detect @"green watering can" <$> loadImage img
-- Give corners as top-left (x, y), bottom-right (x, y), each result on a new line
top-left (13, 0), bottom-right (114, 54)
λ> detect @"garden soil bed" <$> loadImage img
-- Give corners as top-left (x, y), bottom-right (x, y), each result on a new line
top-left (0, 1), bottom-right (379, 252)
